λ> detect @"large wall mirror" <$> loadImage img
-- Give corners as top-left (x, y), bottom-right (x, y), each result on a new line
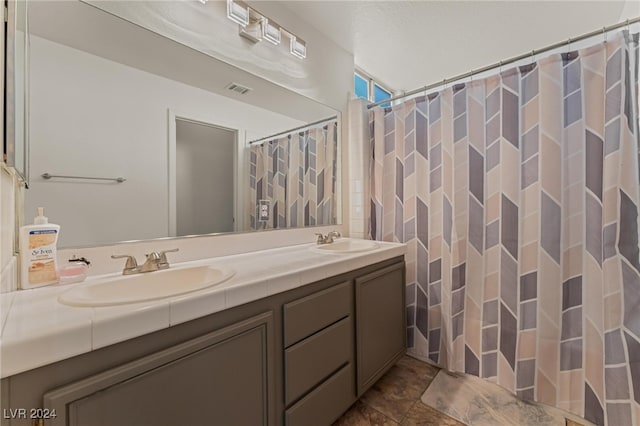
top-left (23, 0), bottom-right (341, 248)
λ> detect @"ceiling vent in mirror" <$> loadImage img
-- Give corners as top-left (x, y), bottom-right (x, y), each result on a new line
top-left (226, 83), bottom-right (252, 95)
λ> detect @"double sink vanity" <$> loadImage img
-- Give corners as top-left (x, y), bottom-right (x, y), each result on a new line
top-left (2, 1), bottom-right (404, 424)
top-left (1, 237), bottom-right (406, 426)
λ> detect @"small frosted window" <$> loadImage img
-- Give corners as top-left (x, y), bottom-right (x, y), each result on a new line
top-left (355, 73), bottom-right (368, 100)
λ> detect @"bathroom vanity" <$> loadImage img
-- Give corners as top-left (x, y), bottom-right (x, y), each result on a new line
top-left (0, 240), bottom-right (406, 426)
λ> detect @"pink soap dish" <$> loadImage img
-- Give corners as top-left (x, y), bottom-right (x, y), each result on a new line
top-left (58, 256), bottom-right (90, 284)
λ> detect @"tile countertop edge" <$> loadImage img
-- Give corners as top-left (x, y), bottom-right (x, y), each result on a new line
top-left (0, 239), bottom-right (406, 378)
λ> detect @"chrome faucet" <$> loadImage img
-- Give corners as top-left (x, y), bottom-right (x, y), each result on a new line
top-left (111, 248), bottom-right (179, 275)
top-left (315, 231), bottom-right (341, 245)
top-left (157, 248), bottom-right (179, 270)
top-left (139, 252), bottom-right (162, 273)
top-left (110, 254), bottom-right (139, 275)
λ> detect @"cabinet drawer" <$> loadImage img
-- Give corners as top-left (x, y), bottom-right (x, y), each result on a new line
top-left (285, 363), bottom-right (355, 426)
top-left (285, 316), bottom-right (351, 405)
top-left (283, 281), bottom-right (351, 347)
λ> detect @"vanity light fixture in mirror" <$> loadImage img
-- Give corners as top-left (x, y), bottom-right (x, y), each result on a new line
top-left (238, 8), bottom-right (264, 44)
top-left (226, 0), bottom-right (249, 27)
top-left (289, 36), bottom-right (307, 59)
top-left (225, 0), bottom-right (306, 59)
top-left (262, 19), bottom-right (281, 45)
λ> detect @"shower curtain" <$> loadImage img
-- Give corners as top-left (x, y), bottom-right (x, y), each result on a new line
top-left (249, 120), bottom-right (338, 229)
top-left (369, 33), bottom-right (639, 425)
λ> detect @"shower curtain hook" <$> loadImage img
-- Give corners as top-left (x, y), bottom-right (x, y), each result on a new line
top-left (603, 27), bottom-right (607, 43)
top-left (530, 49), bottom-right (535, 65)
top-left (499, 60), bottom-right (502, 74)
top-left (443, 78), bottom-right (447, 91)
top-left (566, 37), bottom-right (571, 53)
top-left (470, 69), bottom-right (474, 82)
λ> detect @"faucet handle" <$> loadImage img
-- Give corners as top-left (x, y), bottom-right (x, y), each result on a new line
top-left (315, 233), bottom-right (326, 244)
top-left (136, 252), bottom-right (161, 273)
top-left (325, 230), bottom-right (341, 243)
top-left (145, 252), bottom-right (161, 261)
top-left (158, 248), bottom-right (179, 269)
top-left (111, 254), bottom-right (138, 275)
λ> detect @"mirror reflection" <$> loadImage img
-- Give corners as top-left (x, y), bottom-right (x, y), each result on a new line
top-left (24, 1), bottom-right (340, 248)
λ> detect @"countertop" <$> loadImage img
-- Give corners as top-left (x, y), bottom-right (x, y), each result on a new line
top-left (0, 239), bottom-right (405, 378)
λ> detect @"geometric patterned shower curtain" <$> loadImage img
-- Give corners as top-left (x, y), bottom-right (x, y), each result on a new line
top-left (249, 119), bottom-right (338, 229)
top-left (369, 32), bottom-right (639, 425)
top-left (249, 136), bottom-right (289, 229)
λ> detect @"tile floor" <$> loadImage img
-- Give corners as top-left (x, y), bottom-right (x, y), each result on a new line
top-left (333, 355), bottom-right (464, 425)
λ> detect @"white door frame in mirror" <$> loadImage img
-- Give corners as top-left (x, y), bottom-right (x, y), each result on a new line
top-left (4, 0), bottom-right (29, 184)
top-left (167, 108), bottom-right (242, 237)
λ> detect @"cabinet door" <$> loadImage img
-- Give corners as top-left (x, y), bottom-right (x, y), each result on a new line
top-left (355, 262), bottom-right (406, 395)
top-left (44, 312), bottom-right (275, 426)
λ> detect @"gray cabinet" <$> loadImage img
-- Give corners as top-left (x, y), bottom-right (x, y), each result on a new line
top-left (355, 262), bottom-right (406, 395)
top-left (283, 281), bottom-right (354, 426)
top-left (1, 256), bottom-right (405, 426)
top-left (44, 312), bottom-right (275, 426)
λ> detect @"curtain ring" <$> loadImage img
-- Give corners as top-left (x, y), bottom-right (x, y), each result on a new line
top-left (530, 49), bottom-right (535, 64)
top-left (443, 78), bottom-right (447, 91)
top-left (499, 60), bottom-right (503, 74)
top-left (470, 69), bottom-right (474, 82)
top-left (603, 27), bottom-right (607, 43)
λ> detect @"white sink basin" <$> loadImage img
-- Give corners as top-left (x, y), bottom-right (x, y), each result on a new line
top-left (59, 265), bottom-right (235, 307)
top-left (311, 239), bottom-right (379, 254)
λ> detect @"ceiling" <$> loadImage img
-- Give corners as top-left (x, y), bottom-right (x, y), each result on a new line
top-left (280, 1), bottom-right (638, 93)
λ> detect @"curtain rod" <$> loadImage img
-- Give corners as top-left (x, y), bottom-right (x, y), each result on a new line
top-left (249, 115), bottom-right (338, 145)
top-left (368, 16), bottom-right (640, 109)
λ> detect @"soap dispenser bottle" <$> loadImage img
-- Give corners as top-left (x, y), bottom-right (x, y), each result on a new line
top-left (19, 207), bottom-right (61, 289)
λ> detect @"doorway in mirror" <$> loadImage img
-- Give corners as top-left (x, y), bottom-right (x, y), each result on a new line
top-left (175, 119), bottom-right (236, 237)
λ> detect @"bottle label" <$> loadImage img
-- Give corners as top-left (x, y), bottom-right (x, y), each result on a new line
top-left (28, 229), bottom-right (58, 284)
